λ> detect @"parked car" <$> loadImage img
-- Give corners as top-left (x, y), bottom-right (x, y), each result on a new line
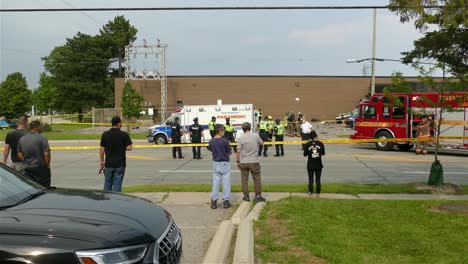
top-left (0, 163), bottom-right (182, 264)
top-left (7, 120), bottom-right (17, 129)
top-left (0, 120), bottom-right (8, 129)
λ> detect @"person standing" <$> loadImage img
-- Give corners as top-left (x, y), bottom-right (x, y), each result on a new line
top-left (224, 118), bottom-right (237, 153)
top-left (237, 122), bottom-right (266, 202)
top-left (287, 113), bottom-right (295, 136)
top-left (258, 116), bottom-right (270, 157)
top-left (208, 124), bottom-right (232, 209)
top-left (273, 119), bottom-right (285, 157)
top-left (208, 116), bottom-right (216, 138)
top-left (2, 115), bottom-right (28, 172)
top-left (189, 117), bottom-right (204, 159)
top-left (257, 109), bottom-right (263, 124)
top-left (300, 117), bottom-right (313, 150)
top-left (303, 131), bottom-right (325, 197)
top-left (99, 116), bottom-right (133, 192)
top-left (296, 112), bottom-right (304, 136)
top-left (171, 117), bottom-right (183, 159)
top-left (17, 120), bottom-right (52, 188)
top-left (415, 116), bottom-right (431, 155)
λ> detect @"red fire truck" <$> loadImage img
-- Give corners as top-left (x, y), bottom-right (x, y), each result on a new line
top-left (351, 92), bottom-right (468, 151)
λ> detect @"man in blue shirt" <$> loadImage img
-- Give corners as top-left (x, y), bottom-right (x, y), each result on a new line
top-left (208, 124), bottom-right (232, 209)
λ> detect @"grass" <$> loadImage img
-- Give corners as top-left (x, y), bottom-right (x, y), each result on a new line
top-left (123, 183), bottom-right (434, 194)
top-left (255, 197), bottom-right (468, 264)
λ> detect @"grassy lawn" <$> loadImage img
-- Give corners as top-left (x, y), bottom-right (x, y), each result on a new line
top-left (256, 197), bottom-right (468, 264)
top-left (123, 183), bottom-right (434, 194)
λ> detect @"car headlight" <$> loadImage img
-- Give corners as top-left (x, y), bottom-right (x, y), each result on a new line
top-left (76, 244), bottom-right (148, 264)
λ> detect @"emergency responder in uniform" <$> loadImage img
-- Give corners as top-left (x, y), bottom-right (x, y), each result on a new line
top-left (189, 117), bottom-right (204, 159)
top-left (171, 117), bottom-right (183, 159)
top-left (267, 116), bottom-right (275, 140)
top-left (258, 116), bottom-right (270, 157)
top-left (257, 109), bottom-right (263, 124)
top-left (209, 116), bottom-right (216, 138)
top-left (224, 118), bottom-right (237, 153)
top-left (287, 112), bottom-right (295, 136)
top-left (283, 112), bottom-right (289, 130)
top-left (415, 116), bottom-right (431, 155)
top-left (297, 112), bottom-right (304, 137)
top-left (273, 119), bottom-right (285, 157)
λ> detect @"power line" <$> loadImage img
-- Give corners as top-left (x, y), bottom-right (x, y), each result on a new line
top-left (0, 5), bottom-right (443, 13)
top-left (60, 0), bottom-right (101, 25)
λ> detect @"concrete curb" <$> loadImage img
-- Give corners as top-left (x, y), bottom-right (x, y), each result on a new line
top-left (233, 218), bottom-right (255, 264)
top-left (202, 220), bottom-right (234, 264)
top-left (247, 202), bottom-right (266, 221)
top-left (231, 201), bottom-right (251, 225)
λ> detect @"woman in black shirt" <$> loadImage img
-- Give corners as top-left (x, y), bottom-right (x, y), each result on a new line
top-left (303, 131), bottom-right (325, 196)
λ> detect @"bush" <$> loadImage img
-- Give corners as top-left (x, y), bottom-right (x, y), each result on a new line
top-left (41, 122), bottom-right (52, 132)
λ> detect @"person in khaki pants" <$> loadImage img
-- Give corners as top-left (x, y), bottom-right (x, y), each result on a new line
top-left (236, 122), bottom-right (266, 202)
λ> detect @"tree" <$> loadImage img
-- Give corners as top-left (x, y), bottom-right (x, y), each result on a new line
top-left (383, 72), bottom-right (413, 94)
top-left (42, 16), bottom-right (138, 120)
top-left (121, 81), bottom-right (144, 132)
top-left (32, 72), bottom-right (59, 117)
top-left (388, 0), bottom-right (468, 82)
top-left (0, 72), bottom-right (32, 119)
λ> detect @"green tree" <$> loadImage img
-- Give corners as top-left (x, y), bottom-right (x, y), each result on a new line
top-left (33, 72), bottom-right (58, 117)
top-left (0, 72), bottom-right (32, 118)
top-left (121, 81), bottom-right (144, 132)
top-left (42, 16), bottom-right (138, 120)
top-left (388, 0), bottom-right (468, 82)
top-left (383, 72), bottom-right (412, 94)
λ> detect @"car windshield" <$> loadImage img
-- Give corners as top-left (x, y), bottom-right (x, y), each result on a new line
top-left (0, 164), bottom-right (45, 209)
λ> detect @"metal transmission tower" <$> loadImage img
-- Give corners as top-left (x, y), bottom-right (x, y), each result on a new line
top-left (124, 39), bottom-right (168, 120)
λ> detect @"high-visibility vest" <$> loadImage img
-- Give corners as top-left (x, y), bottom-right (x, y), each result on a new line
top-left (259, 121), bottom-right (267, 130)
top-left (283, 116), bottom-right (288, 126)
top-left (267, 121), bottom-right (275, 132)
top-left (209, 121), bottom-right (216, 130)
top-left (225, 123), bottom-right (234, 133)
top-left (275, 124), bottom-right (284, 135)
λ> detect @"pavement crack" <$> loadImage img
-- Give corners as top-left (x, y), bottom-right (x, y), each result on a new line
top-left (354, 156), bottom-right (390, 183)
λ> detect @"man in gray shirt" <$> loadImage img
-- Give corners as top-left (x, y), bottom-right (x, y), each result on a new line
top-left (2, 115), bottom-right (28, 171)
top-left (17, 120), bottom-right (51, 188)
top-left (236, 122), bottom-right (266, 202)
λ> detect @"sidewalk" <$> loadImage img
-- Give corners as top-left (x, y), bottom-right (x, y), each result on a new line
top-left (130, 192), bottom-right (468, 263)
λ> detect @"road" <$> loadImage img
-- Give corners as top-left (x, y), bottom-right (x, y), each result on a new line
top-left (49, 143), bottom-right (468, 189)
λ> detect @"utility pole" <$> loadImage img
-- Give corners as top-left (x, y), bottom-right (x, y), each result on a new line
top-left (371, 8), bottom-right (377, 95)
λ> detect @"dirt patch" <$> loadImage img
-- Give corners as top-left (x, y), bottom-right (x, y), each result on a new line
top-left (428, 203), bottom-right (468, 215)
top-left (415, 183), bottom-right (465, 195)
top-left (255, 211), bottom-right (327, 264)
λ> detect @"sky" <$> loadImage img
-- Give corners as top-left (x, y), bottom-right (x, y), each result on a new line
top-left (0, 0), bottom-right (442, 88)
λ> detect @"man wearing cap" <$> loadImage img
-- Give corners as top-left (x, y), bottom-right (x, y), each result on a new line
top-left (189, 117), bottom-right (204, 159)
top-left (273, 119), bottom-right (285, 157)
top-left (99, 116), bottom-right (133, 192)
top-left (258, 116), bottom-right (270, 157)
top-left (208, 116), bottom-right (216, 138)
top-left (170, 117), bottom-right (184, 159)
top-left (224, 118), bottom-right (237, 153)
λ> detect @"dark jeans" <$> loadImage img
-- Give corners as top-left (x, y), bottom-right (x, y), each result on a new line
top-left (172, 136), bottom-right (183, 158)
top-left (192, 137), bottom-right (202, 158)
top-left (307, 168), bottom-right (322, 194)
top-left (104, 166), bottom-right (125, 192)
top-left (24, 166), bottom-right (51, 188)
top-left (209, 130), bottom-right (215, 138)
top-left (258, 131), bottom-right (269, 156)
top-left (275, 135), bottom-right (284, 156)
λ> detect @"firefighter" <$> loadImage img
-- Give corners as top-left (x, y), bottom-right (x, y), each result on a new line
top-left (283, 112), bottom-right (289, 129)
top-left (209, 116), bottom-right (216, 138)
top-left (258, 116), bottom-right (270, 157)
top-left (189, 117), bottom-right (204, 159)
top-left (224, 118), bottom-right (237, 153)
top-left (415, 116), bottom-right (431, 155)
top-left (171, 117), bottom-right (183, 159)
top-left (273, 119), bottom-right (285, 157)
top-left (297, 112), bottom-right (304, 137)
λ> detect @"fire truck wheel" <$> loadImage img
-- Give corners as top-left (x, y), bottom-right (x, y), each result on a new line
top-left (154, 134), bottom-right (168, 145)
top-left (375, 131), bottom-right (394, 151)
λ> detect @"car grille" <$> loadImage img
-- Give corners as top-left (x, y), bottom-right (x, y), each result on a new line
top-left (157, 222), bottom-right (182, 264)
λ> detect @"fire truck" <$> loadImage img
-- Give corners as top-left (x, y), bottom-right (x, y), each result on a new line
top-left (351, 92), bottom-right (468, 151)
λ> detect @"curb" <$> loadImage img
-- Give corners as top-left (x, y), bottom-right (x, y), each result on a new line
top-left (247, 202), bottom-right (266, 221)
top-left (231, 201), bottom-right (251, 225)
top-left (233, 218), bottom-right (254, 264)
top-left (201, 220), bottom-right (234, 264)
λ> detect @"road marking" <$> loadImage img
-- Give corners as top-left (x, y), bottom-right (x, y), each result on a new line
top-left (159, 170), bottom-right (241, 173)
top-left (402, 171), bottom-right (468, 175)
top-left (127, 155), bottom-right (164, 161)
top-left (331, 154), bottom-right (431, 163)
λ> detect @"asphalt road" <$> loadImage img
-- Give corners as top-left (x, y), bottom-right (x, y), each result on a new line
top-left (49, 143), bottom-right (468, 189)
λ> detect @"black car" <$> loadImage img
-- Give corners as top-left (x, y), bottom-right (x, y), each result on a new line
top-left (0, 164), bottom-right (182, 264)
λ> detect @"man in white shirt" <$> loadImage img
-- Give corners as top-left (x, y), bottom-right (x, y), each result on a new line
top-left (300, 117), bottom-right (313, 150)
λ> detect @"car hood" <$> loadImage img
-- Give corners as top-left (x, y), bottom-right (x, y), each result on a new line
top-left (0, 189), bottom-right (171, 248)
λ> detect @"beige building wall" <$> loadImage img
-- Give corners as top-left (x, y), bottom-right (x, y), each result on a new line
top-left (115, 76), bottom-right (423, 122)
